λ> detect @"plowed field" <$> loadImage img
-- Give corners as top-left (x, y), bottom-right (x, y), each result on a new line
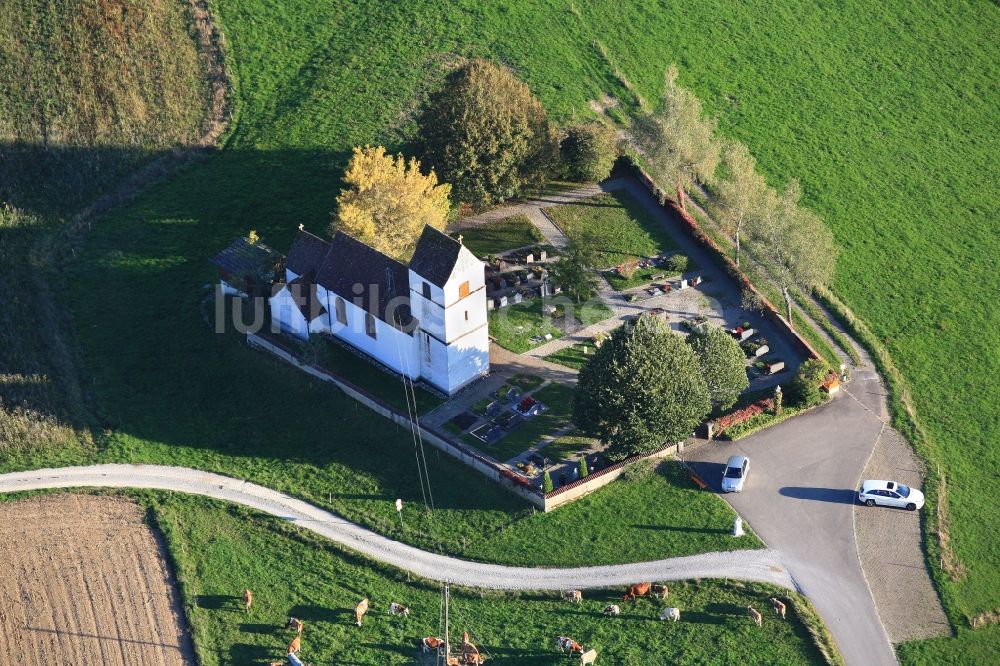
top-left (0, 494), bottom-right (194, 665)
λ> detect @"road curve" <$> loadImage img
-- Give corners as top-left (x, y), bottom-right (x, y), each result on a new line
top-left (0, 464), bottom-right (792, 591)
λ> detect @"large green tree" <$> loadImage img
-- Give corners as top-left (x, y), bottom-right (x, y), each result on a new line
top-left (560, 122), bottom-right (618, 182)
top-left (687, 326), bottom-right (749, 409)
top-left (574, 315), bottom-right (711, 459)
top-left (417, 59), bottom-right (558, 208)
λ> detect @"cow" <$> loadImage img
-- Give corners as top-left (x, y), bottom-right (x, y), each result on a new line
top-left (388, 602), bottom-right (410, 617)
top-left (242, 589), bottom-right (253, 614)
top-left (286, 617), bottom-right (304, 634)
top-left (556, 636), bottom-right (583, 656)
top-left (287, 634), bottom-right (301, 654)
top-left (660, 607), bottom-right (680, 622)
top-left (562, 589), bottom-right (583, 604)
top-left (651, 584), bottom-right (669, 600)
top-left (748, 605), bottom-right (763, 627)
top-left (354, 598), bottom-right (369, 626)
top-left (580, 648), bottom-right (598, 665)
top-left (769, 597), bottom-right (787, 620)
top-left (463, 632), bottom-right (484, 665)
top-left (602, 604), bottom-right (620, 616)
top-left (623, 582), bottom-right (651, 603)
top-left (421, 636), bottom-right (446, 653)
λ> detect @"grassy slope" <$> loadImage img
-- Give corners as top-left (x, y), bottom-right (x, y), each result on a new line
top-left (0, 0), bottom-right (210, 456)
top-left (42, 0), bottom-right (997, 656)
top-left (152, 492), bottom-right (820, 665)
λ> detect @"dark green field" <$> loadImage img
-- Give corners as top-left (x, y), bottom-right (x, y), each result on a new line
top-left (4, 0), bottom-right (998, 660)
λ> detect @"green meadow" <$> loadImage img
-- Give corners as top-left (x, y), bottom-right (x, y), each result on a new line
top-left (150, 492), bottom-right (826, 665)
top-left (4, 0), bottom-right (997, 659)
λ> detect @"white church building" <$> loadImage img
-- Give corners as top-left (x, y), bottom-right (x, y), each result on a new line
top-left (262, 225), bottom-right (489, 395)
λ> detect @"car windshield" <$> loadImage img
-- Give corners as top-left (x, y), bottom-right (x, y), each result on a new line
top-left (896, 484), bottom-right (910, 498)
top-left (724, 466), bottom-right (743, 479)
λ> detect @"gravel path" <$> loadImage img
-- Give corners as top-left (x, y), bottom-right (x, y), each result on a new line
top-left (0, 464), bottom-right (793, 592)
top-left (855, 428), bottom-right (951, 642)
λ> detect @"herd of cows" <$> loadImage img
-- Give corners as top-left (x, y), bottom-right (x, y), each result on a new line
top-left (250, 582), bottom-right (790, 664)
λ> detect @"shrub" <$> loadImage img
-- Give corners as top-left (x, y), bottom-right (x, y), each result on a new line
top-left (417, 59), bottom-right (558, 208)
top-left (542, 469), bottom-right (554, 493)
top-left (713, 398), bottom-right (775, 437)
top-left (578, 456), bottom-right (589, 479)
top-left (560, 122), bottom-right (618, 182)
top-left (667, 253), bottom-right (689, 273)
top-left (789, 358), bottom-right (829, 407)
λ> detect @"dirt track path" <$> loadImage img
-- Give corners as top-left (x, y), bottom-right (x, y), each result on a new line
top-left (0, 464), bottom-right (792, 592)
top-left (0, 494), bottom-right (195, 665)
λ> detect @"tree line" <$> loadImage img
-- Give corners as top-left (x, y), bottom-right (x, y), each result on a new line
top-left (632, 65), bottom-right (837, 326)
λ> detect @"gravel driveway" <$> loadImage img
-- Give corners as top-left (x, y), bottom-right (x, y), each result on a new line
top-left (0, 464), bottom-right (791, 592)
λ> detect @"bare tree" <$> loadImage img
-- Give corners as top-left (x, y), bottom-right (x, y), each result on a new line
top-left (749, 180), bottom-right (837, 326)
top-left (632, 65), bottom-right (720, 211)
top-left (712, 140), bottom-right (768, 266)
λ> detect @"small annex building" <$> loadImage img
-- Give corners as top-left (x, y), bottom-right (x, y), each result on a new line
top-left (261, 224), bottom-right (489, 395)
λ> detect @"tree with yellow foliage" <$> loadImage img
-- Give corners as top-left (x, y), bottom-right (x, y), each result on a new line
top-left (331, 146), bottom-right (451, 260)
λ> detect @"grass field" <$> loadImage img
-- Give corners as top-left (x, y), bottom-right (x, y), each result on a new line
top-left (547, 190), bottom-right (678, 268)
top-left (488, 299), bottom-right (564, 353)
top-left (544, 342), bottom-right (597, 370)
top-left (454, 214), bottom-right (545, 256)
top-left (10, 0), bottom-right (998, 658)
top-left (469, 461), bottom-right (766, 566)
top-left (150, 492), bottom-right (825, 665)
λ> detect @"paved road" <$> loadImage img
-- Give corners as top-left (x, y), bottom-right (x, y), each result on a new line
top-left (0, 464), bottom-right (791, 591)
top-left (686, 369), bottom-right (896, 666)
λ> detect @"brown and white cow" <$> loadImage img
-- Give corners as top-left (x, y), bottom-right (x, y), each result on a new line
top-left (421, 636), bottom-right (446, 653)
top-left (242, 589), bottom-right (253, 614)
top-left (354, 598), bottom-right (369, 626)
top-left (463, 632), bottom-right (484, 665)
top-left (286, 617), bottom-right (304, 634)
top-left (770, 597), bottom-right (787, 620)
top-left (579, 648), bottom-right (598, 665)
top-left (651, 584), bottom-right (669, 600)
top-left (388, 602), bottom-right (410, 617)
top-left (288, 634), bottom-right (301, 654)
top-left (748, 605), bottom-right (763, 627)
top-left (562, 589), bottom-right (583, 604)
top-left (556, 635), bottom-right (583, 656)
top-left (602, 604), bottom-right (620, 616)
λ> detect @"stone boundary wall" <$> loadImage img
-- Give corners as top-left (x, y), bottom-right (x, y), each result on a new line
top-left (246, 331), bottom-right (684, 512)
top-left (542, 443), bottom-right (680, 510)
top-left (629, 166), bottom-right (823, 363)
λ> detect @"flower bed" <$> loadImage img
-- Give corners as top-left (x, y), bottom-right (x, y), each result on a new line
top-left (712, 398), bottom-right (775, 437)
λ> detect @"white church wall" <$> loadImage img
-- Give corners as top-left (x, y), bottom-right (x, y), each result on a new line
top-left (315, 285), bottom-right (420, 380)
top-left (269, 286), bottom-right (309, 341)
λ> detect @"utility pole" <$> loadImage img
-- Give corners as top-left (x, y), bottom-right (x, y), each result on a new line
top-left (444, 582), bottom-right (451, 666)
